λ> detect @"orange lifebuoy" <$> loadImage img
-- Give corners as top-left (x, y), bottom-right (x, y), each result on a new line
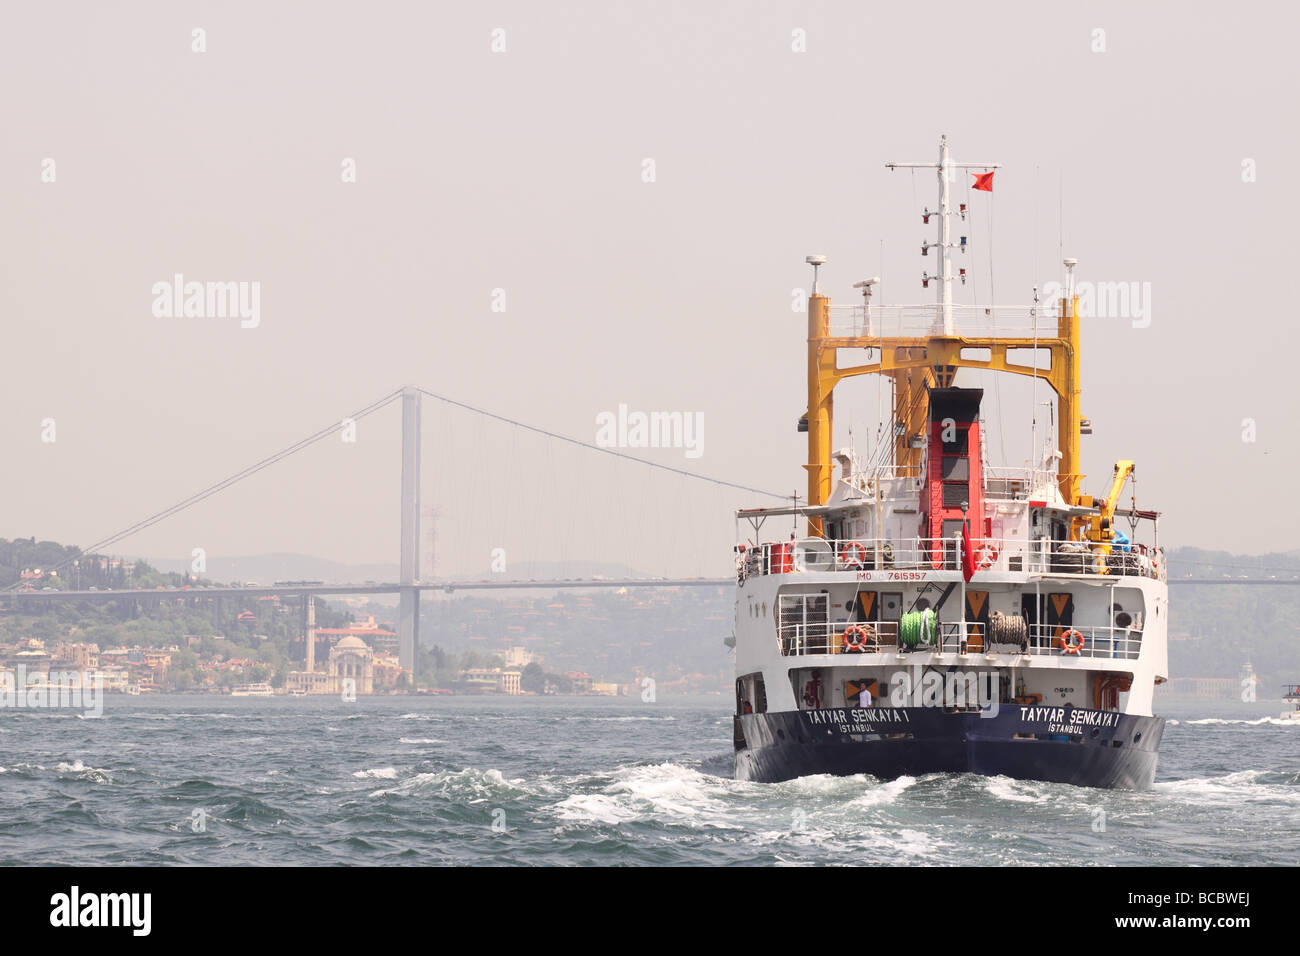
top-left (842, 625), bottom-right (871, 653)
top-left (839, 541), bottom-right (868, 569)
top-left (1058, 628), bottom-right (1085, 655)
top-left (975, 543), bottom-right (1000, 570)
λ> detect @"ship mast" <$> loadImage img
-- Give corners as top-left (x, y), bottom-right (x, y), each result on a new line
top-left (886, 135), bottom-right (1001, 334)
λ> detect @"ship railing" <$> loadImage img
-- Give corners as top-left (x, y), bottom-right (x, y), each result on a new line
top-left (859, 466), bottom-right (1054, 501)
top-left (1027, 539), bottom-right (1165, 582)
top-left (982, 465), bottom-right (1057, 501)
top-left (777, 620), bottom-right (1143, 660)
top-left (933, 622), bottom-right (1143, 660)
top-left (1021, 624), bottom-right (1144, 660)
top-left (779, 620), bottom-right (902, 656)
top-left (826, 303), bottom-right (1058, 340)
top-left (739, 536), bottom-right (1164, 583)
top-left (739, 537), bottom-right (1020, 581)
top-left (869, 465), bottom-right (925, 478)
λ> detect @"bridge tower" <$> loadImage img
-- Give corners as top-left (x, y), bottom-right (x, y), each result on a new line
top-left (398, 387), bottom-right (421, 677)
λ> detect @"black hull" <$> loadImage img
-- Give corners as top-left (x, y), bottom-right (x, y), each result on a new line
top-left (735, 705), bottom-right (1164, 789)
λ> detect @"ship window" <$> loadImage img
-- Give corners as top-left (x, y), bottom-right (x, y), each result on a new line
top-left (941, 456), bottom-right (969, 481)
top-left (942, 482), bottom-right (969, 508)
top-left (941, 430), bottom-right (969, 454)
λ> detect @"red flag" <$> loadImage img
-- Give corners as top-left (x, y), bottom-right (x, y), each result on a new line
top-left (961, 519), bottom-right (976, 583)
top-left (972, 171), bottom-right (994, 192)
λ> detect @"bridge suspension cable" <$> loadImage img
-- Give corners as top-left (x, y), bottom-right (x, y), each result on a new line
top-left (4, 389), bottom-right (405, 590)
top-left (412, 386), bottom-right (790, 499)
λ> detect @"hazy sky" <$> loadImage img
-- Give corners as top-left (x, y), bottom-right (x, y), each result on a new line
top-left (2, 1), bottom-right (1295, 578)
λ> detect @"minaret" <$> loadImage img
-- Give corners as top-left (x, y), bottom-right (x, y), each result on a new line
top-left (305, 595), bottom-right (316, 673)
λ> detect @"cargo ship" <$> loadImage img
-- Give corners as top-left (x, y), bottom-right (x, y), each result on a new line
top-left (732, 137), bottom-right (1168, 788)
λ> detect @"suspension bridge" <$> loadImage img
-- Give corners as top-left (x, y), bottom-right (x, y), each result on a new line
top-left (2, 386), bottom-right (783, 671)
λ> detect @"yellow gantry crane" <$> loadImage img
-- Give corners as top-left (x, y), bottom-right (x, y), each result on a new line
top-left (801, 288), bottom-right (1085, 535)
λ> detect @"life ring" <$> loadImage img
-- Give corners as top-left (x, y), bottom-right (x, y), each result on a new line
top-left (842, 625), bottom-right (871, 653)
top-left (839, 541), bottom-right (868, 569)
top-left (975, 543), bottom-right (1000, 570)
top-left (1058, 628), bottom-right (1085, 655)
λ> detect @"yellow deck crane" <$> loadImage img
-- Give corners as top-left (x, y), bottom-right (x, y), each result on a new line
top-left (1076, 459), bottom-right (1135, 572)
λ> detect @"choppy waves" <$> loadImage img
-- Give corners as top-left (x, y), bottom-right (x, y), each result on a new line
top-left (0, 696), bottom-right (1295, 865)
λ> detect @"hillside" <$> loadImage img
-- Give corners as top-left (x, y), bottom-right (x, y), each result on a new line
top-left (1164, 547), bottom-right (1300, 691)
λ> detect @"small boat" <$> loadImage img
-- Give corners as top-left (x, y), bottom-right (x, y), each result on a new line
top-left (1281, 685), bottom-right (1300, 723)
top-left (230, 682), bottom-right (275, 697)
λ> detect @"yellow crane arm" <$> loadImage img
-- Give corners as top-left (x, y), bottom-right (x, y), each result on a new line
top-left (1100, 460), bottom-right (1135, 526)
top-left (1080, 460), bottom-right (1134, 572)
